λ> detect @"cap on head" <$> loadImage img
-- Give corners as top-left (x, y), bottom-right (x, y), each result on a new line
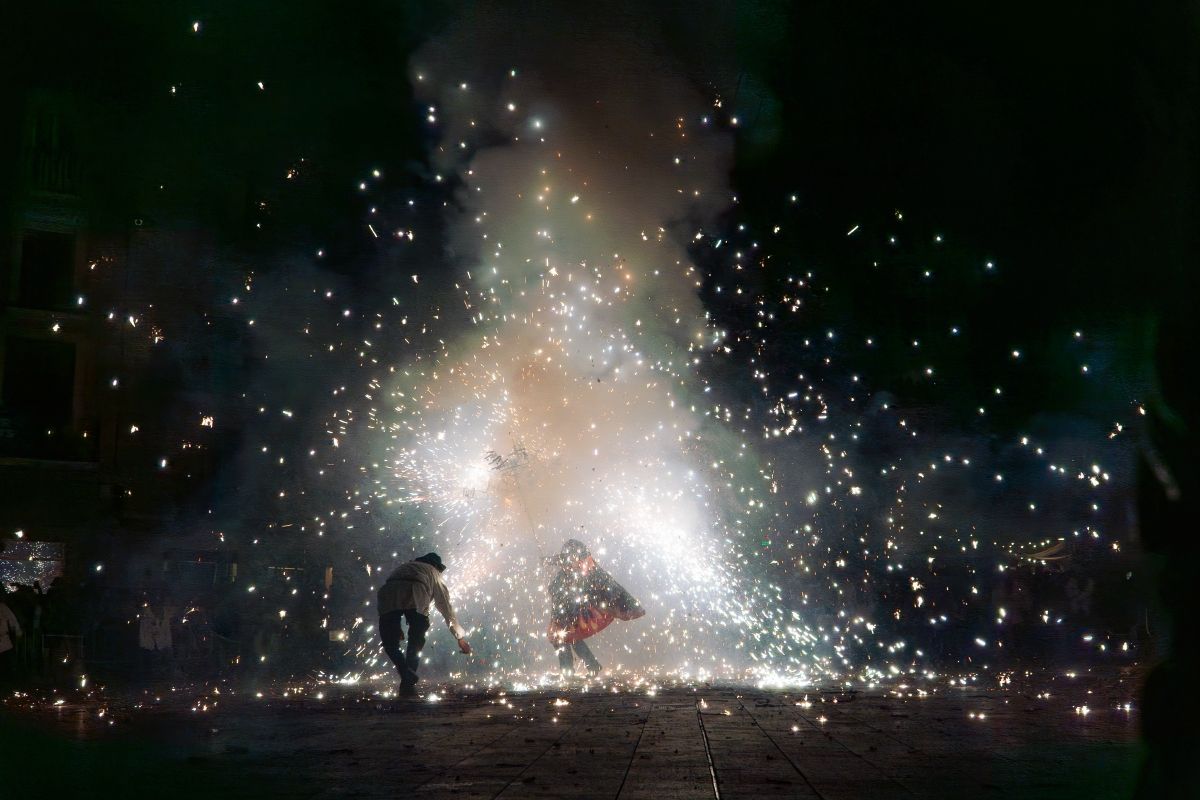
top-left (415, 552), bottom-right (446, 572)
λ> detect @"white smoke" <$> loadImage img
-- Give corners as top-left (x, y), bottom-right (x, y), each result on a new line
top-left (368, 1), bottom-right (818, 683)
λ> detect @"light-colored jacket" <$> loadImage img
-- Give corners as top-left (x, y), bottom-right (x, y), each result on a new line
top-left (0, 602), bottom-right (22, 654)
top-left (377, 561), bottom-right (465, 639)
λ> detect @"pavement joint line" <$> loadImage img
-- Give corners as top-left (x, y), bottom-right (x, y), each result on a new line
top-left (695, 699), bottom-right (722, 800)
top-left (830, 705), bottom-right (939, 753)
top-left (265, 696), bottom-right (481, 760)
top-left (838, 703), bottom-right (997, 758)
top-left (489, 701), bottom-right (601, 799)
top-left (368, 696), bottom-right (497, 749)
top-left (614, 699), bottom-right (653, 800)
top-left (821, 705), bottom-right (973, 794)
top-left (903, 700), bottom-right (1026, 764)
top-left (4, 685), bottom-right (1143, 797)
top-left (406, 716), bottom-right (522, 793)
top-left (377, 693), bottom-right (567, 788)
top-left (782, 701), bottom-right (918, 795)
top-left (737, 700), bottom-right (828, 800)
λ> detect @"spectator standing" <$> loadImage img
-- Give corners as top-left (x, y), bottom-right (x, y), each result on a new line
top-left (0, 595), bottom-right (23, 686)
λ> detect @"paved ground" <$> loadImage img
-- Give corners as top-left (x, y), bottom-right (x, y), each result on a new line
top-left (1, 676), bottom-right (1142, 799)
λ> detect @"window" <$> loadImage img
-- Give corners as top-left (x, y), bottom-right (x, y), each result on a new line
top-left (17, 229), bottom-right (75, 309)
top-left (25, 106), bottom-right (79, 194)
top-left (1, 336), bottom-right (76, 434)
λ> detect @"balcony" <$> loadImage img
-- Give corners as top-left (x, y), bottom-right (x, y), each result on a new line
top-left (23, 147), bottom-right (81, 198)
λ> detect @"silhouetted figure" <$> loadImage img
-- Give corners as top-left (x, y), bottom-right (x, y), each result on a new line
top-left (0, 596), bottom-right (24, 687)
top-left (1135, 304), bottom-right (1200, 799)
top-left (545, 539), bottom-right (644, 677)
top-left (377, 553), bottom-right (470, 696)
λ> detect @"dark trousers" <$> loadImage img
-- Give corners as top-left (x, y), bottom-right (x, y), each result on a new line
top-left (557, 639), bottom-right (600, 674)
top-left (379, 609), bottom-right (430, 687)
top-left (139, 647), bottom-right (169, 680)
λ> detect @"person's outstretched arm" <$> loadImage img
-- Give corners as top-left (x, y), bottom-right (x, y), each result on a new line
top-left (432, 578), bottom-right (471, 653)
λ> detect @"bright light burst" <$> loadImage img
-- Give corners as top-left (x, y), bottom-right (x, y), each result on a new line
top-left (301, 57), bottom-right (1143, 691)
top-left (358, 63), bottom-right (825, 684)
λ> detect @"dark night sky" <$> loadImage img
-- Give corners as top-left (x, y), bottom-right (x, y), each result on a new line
top-left (6, 1), bottom-right (1194, 306)
top-left (3, 0), bottom-right (1196, 515)
top-left (3, 7), bottom-right (1199, 783)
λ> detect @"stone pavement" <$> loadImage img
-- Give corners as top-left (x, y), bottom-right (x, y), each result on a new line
top-left (1, 681), bottom-right (1141, 799)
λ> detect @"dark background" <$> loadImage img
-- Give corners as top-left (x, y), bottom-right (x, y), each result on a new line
top-left (1, 2), bottom-right (1196, 795)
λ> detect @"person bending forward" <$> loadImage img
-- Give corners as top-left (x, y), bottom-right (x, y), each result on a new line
top-left (377, 553), bottom-right (470, 696)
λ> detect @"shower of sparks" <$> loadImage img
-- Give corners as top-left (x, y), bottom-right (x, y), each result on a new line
top-left (5, 29), bottom-right (1143, 702)
top-left (288, 68), bottom-right (1137, 690)
top-left (333, 65), bottom-right (829, 686)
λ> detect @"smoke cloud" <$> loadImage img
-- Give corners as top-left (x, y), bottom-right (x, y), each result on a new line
top-left (366, 2), bottom-right (811, 681)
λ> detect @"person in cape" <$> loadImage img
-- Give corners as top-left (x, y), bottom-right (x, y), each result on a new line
top-left (545, 539), bottom-right (644, 676)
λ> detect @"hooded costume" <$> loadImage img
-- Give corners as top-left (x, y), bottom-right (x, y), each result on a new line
top-left (547, 539), bottom-right (644, 646)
